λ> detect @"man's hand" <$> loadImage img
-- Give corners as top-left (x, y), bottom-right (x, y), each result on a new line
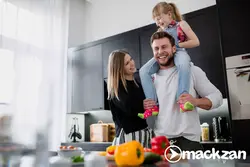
top-left (143, 99), bottom-right (156, 110)
top-left (177, 94), bottom-right (197, 106)
top-left (178, 93), bottom-right (213, 110)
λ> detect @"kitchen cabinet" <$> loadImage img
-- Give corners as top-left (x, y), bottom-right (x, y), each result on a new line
top-left (139, 6), bottom-right (227, 97)
top-left (184, 6), bottom-right (227, 98)
top-left (102, 30), bottom-right (140, 78)
top-left (216, 0), bottom-right (250, 57)
top-left (139, 24), bottom-right (158, 67)
top-left (216, 0), bottom-right (250, 155)
top-left (67, 5), bottom-right (229, 113)
top-left (68, 44), bottom-right (104, 112)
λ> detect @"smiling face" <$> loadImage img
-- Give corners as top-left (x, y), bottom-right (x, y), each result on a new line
top-left (107, 50), bottom-right (137, 99)
top-left (123, 54), bottom-right (136, 76)
top-left (152, 2), bottom-right (175, 30)
top-left (151, 37), bottom-right (176, 68)
top-left (154, 12), bottom-right (173, 30)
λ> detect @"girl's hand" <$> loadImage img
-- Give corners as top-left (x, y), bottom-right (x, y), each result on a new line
top-left (157, 27), bottom-right (163, 32)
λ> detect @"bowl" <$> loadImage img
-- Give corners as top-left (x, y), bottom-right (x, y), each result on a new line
top-left (57, 147), bottom-right (83, 158)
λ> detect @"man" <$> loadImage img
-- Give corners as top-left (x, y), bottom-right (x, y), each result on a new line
top-left (144, 31), bottom-right (223, 151)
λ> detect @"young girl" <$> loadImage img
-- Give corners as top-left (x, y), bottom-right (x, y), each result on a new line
top-left (107, 50), bottom-right (154, 147)
top-left (138, 2), bottom-right (200, 119)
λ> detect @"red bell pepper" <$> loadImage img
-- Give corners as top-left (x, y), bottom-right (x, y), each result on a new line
top-left (151, 136), bottom-right (170, 155)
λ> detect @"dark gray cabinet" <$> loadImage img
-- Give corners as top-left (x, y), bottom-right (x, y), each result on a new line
top-left (68, 44), bottom-right (104, 112)
top-left (184, 6), bottom-right (226, 97)
top-left (102, 31), bottom-right (140, 79)
top-left (217, 0), bottom-right (250, 155)
top-left (68, 5), bottom-right (229, 112)
top-left (138, 6), bottom-right (227, 97)
top-left (139, 25), bottom-right (157, 67)
top-left (217, 0), bottom-right (250, 57)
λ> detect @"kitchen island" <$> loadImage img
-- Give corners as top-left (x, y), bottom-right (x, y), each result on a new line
top-left (65, 156), bottom-right (250, 167)
top-left (104, 154), bottom-right (249, 167)
top-left (106, 158), bottom-right (247, 167)
top-left (61, 140), bottom-right (233, 152)
top-left (61, 142), bottom-right (112, 151)
top-left (16, 154), bottom-right (250, 167)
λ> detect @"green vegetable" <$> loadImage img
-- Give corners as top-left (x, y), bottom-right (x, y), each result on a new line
top-left (143, 152), bottom-right (163, 164)
top-left (71, 155), bottom-right (84, 163)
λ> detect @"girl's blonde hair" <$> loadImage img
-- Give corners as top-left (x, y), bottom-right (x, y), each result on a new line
top-left (107, 50), bottom-right (129, 100)
top-left (152, 2), bottom-right (183, 22)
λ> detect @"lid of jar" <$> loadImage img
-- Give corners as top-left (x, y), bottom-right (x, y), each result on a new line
top-left (201, 123), bottom-right (209, 127)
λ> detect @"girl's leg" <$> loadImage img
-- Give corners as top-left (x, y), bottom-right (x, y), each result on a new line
top-left (174, 51), bottom-right (194, 112)
top-left (139, 57), bottom-right (159, 101)
top-left (138, 57), bottom-right (160, 119)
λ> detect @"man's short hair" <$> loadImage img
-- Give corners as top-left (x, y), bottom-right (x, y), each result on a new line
top-left (150, 31), bottom-right (175, 47)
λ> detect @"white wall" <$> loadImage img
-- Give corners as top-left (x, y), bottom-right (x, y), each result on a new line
top-left (68, 0), bottom-right (87, 48)
top-left (68, 0), bottom-right (216, 47)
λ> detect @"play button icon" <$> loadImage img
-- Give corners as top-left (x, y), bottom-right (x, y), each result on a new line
top-left (164, 145), bottom-right (182, 163)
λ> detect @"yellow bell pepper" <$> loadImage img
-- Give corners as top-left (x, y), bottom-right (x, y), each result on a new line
top-left (114, 140), bottom-right (144, 166)
top-left (98, 151), bottom-right (107, 156)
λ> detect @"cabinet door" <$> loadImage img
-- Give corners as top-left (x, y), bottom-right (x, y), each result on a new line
top-left (68, 44), bottom-right (104, 112)
top-left (139, 25), bottom-right (158, 67)
top-left (185, 6), bottom-right (227, 97)
top-left (102, 31), bottom-right (140, 78)
top-left (217, 0), bottom-right (250, 57)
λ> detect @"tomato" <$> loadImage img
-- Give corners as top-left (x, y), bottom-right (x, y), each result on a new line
top-left (106, 146), bottom-right (116, 155)
top-left (60, 146), bottom-right (67, 150)
top-left (144, 148), bottom-right (152, 152)
top-left (68, 146), bottom-right (75, 150)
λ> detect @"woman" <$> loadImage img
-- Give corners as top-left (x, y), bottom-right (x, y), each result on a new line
top-left (107, 50), bottom-right (154, 147)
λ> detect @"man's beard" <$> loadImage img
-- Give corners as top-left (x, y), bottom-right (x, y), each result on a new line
top-left (158, 52), bottom-right (174, 66)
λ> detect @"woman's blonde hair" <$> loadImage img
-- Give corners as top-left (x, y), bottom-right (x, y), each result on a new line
top-left (152, 2), bottom-right (183, 22)
top-left (107, 50), bottom-right (129, 100)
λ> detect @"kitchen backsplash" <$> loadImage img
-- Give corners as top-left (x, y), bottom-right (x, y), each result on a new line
top-left (64, 99), bottom-right (230, 143)
top-left (65, 110), bottom-right (114, 142)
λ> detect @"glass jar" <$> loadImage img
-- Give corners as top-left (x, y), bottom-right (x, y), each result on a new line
top-left (201, 123), bottom-right (210, 141)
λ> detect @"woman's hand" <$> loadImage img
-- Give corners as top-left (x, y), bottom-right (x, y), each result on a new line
top-left (143, 99), bottom-right (156, 109)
